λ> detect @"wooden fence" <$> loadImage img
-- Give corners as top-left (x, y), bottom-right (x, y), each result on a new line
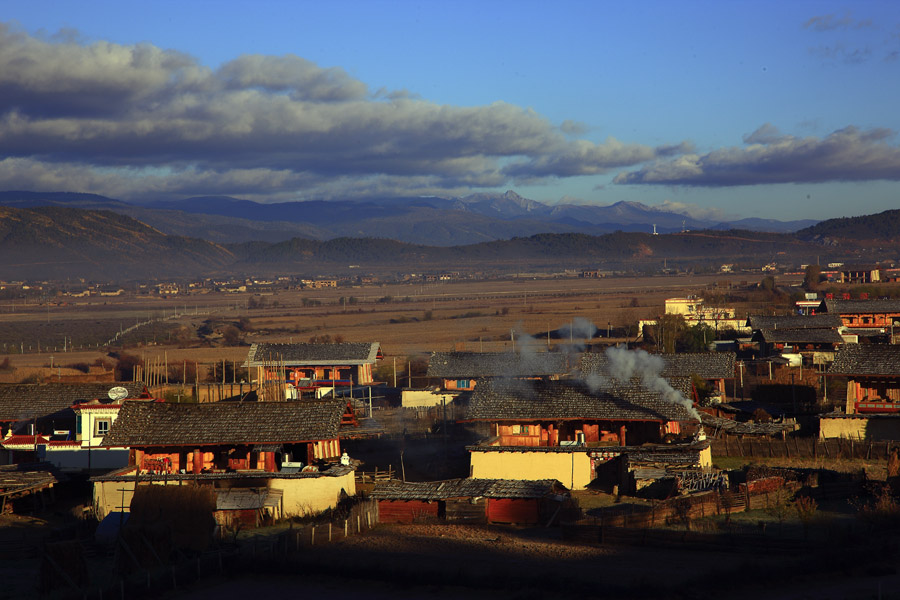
top-left (711, 436), bottom-right (899, 461)
top-left (355, 467), bottom-right (395, 485)
top-left (278, 500), bottom-right (378, 550)
top-left (575, 474), bottom-right (839, 530)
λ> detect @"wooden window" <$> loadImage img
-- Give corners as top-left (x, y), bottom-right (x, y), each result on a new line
top-left (456, 379), bottom-right (470, 389)
top-left (95, 419), bottom-right (110, 436)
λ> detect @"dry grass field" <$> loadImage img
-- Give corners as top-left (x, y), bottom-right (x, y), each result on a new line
top-left (0, 273), bottom-right (799, 380)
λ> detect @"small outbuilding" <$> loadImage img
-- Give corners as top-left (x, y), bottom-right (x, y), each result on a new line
top-left (370, 478), bottom-right (569, 525)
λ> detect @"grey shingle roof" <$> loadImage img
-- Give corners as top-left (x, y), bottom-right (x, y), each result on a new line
top-left (0, 382), bottom-right (146, 422)
top-left (747, 314), bottom-right (842, 330)
top-left (752, 328), bottom-right (844, 344)
top-left (427, 351), bottom-right (574, 378)
top-left (0, 463), bottom-right (58, 497)
top-left (465, 378), bottom-right (696, 423)
top-left (245, 342), bottom-right (380, 367)
top-left (828, 344), bottom-right (900, 376)
top-left (821, 299), bottom-right (900, 315)
top-left (369, 478), bottom-right (564, 501)
top-left (580, 352), bottom-right (735, 380)
top-left (102, 400), bottom-right (343, 447)
top-left (699, 412), bottom-right (798, 436)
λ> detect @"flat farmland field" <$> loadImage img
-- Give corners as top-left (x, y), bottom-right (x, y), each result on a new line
top-left (0, 273), bottom-right (788, 374)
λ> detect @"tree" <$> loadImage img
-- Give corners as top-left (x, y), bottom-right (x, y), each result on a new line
top-left (656, 313), bottom-right (687, 353)
top-left (683, 322), bottom-right (715, 352)
top-left (803, 264), bottom-right (822, 292)
top-left (113, 352), bottom-right (141, 381)
top-left (222, 325), bottom-right (243, 346)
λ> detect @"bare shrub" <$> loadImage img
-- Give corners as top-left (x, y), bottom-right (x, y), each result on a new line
top-left (853, 484), bottom-right (900, 529)
top-left (795, 494), bottom-right (818, 537)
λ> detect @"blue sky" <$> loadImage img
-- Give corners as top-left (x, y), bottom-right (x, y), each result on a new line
top-left (1, 0), bottom-right (899, 221)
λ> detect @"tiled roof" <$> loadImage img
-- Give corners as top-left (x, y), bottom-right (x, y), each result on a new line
top-left (699, 412), bottom-right (798, 436)
top-left (747, 314), bottom-right (842, 330)
top-left (752, 328), bottom-right (844, 344)
top-left (0, 463), bottom-right (58, 496)
top-left (580, 352), bottom-right (735, 379)
top-left (426, 351), bottom-right (573, 378)
top-left (90, 464), bottom-right (354, 482)
top-left (666, 377), bottom-right (695, 399)
top-left (1, 434), bottom-right (50, 450)
top-left (369, 478), bottom-right (564, 501)
top-left (821, 299), bottom-right (900, 315)
top-left (102, 400), bottom-right (344, 447)
top-left (465, 378), bottom-right (696, 423)
top-left (828, 344), bottom-right (900, 376)
top-left (0, 382), bottom-right (146, 422)
top-left (245, 342), bottom-right (380, 367)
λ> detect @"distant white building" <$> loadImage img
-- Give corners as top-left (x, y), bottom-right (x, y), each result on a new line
top-left (639, 297), bottom-right (748, 335)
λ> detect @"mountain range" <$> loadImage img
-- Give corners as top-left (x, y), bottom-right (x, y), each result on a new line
top-left (0, 190), bottom-right (816, 246)
top-left (4, 190), bottom-right (896, 281)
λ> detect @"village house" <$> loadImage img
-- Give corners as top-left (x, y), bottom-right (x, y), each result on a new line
top-left (837, 265), bottom-right (881, 284)
top-left (821, 344), bottom-right (900, 441)
top-left (580, 352), bottom-right (736, 405)
top-left (300, 279), bottom-right (337, 289)
top-left (0, 383), bottom-right (147, 465)
top-left (92, 400), bottom-right (356, 520)
top-left (746, 314), bottom-right (845, 365)
top-left (245, 342), bottom-right (382, 399)
top-left (460, 378), bottom-right (704, 490)
top-left (817, 298), bottom-right (900, 335)
top-left (638, 297), bottom-right (748, 336)
top-left (426, 351), bottom-right (574, 392)
top-left (36, 393), bottom-right (159, 472)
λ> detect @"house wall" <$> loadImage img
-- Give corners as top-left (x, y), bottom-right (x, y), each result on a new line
top-left (469, 450), bottom-right (592, 490)
top-left (837, 311), bottom-right (900, 328)
top-left (820, 416), bottom-right (900, 441)
top-left (311, 438), bottom-right (341, 461)
top-left (496, 423), bottom-right (603, 447)
top-left (443, 378), bottom-right (475, 391)
top-left (38, 445), bottom-right (129, 472)
top-left (401, 390), bottom-right (457, 408)
top-left (77, 407), bottom-right (121, 446)
top-left (378, 500), bottom-right (440, 523)
top-left (820, 417), bottom-right (867, 440)
top-left (267, 470), bottom-right (356, 517)
top-left (94, 470), bottom-right (356, 520)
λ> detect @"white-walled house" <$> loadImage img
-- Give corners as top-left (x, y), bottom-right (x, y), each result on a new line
top-left (38, 399), bottom-right (134, 472)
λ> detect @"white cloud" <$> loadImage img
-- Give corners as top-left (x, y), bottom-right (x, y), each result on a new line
top-left (0, 24), bottom-right (689, 201)
top-left (615, 126), bottom-right (900, 187)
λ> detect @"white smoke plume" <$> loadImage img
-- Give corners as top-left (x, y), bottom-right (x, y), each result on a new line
top-left (600, 346), bottom-right (701, 420)
top-left (556, 317), bottom-right (598, 353)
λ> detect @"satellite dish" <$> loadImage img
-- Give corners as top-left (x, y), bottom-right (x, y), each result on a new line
top-left (108, 386), bottom-right (129, 401)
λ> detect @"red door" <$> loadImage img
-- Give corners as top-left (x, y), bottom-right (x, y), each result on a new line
top-left (486, 499), bottom-right (539, 524)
